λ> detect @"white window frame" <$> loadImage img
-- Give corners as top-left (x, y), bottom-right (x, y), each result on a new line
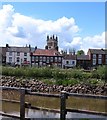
top-left (9, 52), bottom-right (12, 56)
top-left (98, 59), bottom-right (102, 64)
top-left (93, 59), bottom-right (96, 65)
top-left (9, 57), bottom-right (12, 63)
top-left (93, 54), bottom-right (96, 59)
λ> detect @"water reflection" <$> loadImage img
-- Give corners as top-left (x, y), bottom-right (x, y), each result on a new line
top-left (1, 90), bottom-right (107, 119)
top-left (1, 108), bottom-right (107, 119)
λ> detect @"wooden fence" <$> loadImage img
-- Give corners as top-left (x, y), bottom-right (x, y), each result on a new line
top-left (0, 86), bottom-right (107, 120)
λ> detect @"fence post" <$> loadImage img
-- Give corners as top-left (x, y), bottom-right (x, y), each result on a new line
top-left (20, 88), bottom-right (25, 120)
top-left (60, 91), bottom-right (67, 120)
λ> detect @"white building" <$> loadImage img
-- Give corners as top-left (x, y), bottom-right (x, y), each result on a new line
top-left (62, 55), bottom-right (76, 68)
top-left (6, 45), bottom-right (31, 66)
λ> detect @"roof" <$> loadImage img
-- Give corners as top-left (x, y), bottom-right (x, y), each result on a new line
top-left (0, 47), bottom-right (7, 56)
top-left (7, 47), bottom-right (30, 53)
top-left (32, 49), bottom-right (62, 56)
top-left (88, 49), bottom-right (105, 54)
top-left (63, 54), bottom-right (76, 60)
top-left (77, 55), bottom-right (90, 60)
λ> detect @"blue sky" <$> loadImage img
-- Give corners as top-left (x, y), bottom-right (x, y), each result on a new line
top-left (0, 2), bottom-right (105, 53)
top-left (2, 2), bottom-right (104, 36)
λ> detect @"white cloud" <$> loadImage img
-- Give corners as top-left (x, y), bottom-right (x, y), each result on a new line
top-left (63, 32), bottom-right (105, 54)
top-left (0, 4), bottom-right (105, 54)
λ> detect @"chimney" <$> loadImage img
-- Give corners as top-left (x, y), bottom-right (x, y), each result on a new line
top-left (35, 46), bottom-right (37, 50)
top-left (6, 44), bottom-right (9, 48)
top-left (45, 45), bottom-right (48, 49)
top-left (29, 44), bottom-right (31, 48)
top-left (53, 34), bottom-right (54, 39)
top-left (56, 36), bottom-right (58, 41)
top-left (47, 35), bottom-right (49, 41)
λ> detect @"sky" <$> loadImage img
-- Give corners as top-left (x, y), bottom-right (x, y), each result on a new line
top-left (0, 2), bottom-right (105, 54)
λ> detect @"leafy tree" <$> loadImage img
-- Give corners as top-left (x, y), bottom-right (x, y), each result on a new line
top-left (77, 50), bottom-right (85, 55)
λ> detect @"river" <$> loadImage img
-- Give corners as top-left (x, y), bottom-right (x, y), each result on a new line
top-left (1, 90), bottom-right (107, 119)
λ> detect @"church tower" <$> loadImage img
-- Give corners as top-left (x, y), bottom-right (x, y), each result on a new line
top-left (45, 35), bottom-right (58, 51)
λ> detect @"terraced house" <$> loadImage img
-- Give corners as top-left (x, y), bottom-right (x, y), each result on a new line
top-left (87, 49), bottom-right (107, 67)
top-left (30, 35), bottom-right (63, 67)
top-left (6, 44), bottom-right (31, 66)
top-left (1, 36), bottom-right (107, 68)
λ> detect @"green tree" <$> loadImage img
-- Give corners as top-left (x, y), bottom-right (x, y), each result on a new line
top-left (77, 50), bottom-right (85, 55)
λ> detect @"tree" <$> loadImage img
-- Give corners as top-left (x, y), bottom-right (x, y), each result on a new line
top-left (77, 50), bottom-right (85, 55)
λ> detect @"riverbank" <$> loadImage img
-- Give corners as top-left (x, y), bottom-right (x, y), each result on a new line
top-left (1, 76), bottom-right (107, 95)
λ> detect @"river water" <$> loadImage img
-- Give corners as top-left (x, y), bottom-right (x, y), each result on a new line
top-left (1, 90), bottom-right (107, 119)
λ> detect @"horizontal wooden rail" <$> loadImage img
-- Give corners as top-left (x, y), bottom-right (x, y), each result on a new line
top-left (0, 86), bottom-right (31, 91)
top-left (26, 91), bottom-right (60, 98)
top-left (1, 99), bottom-right (31, 106)
top-left (1, 86), bottom-right (107, 120)
top-left (66, 92), bottom-right (107, 100)
top-left (0, 112), bottom-right (20, 119)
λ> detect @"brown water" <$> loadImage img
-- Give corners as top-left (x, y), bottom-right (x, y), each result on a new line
top-left (1, 90), bottom-right (107, 119)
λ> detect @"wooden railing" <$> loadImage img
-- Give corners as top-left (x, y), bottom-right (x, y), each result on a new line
top-left (0, 86), bottom-right (107, 120)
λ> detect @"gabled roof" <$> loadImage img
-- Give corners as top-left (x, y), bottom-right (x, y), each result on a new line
top-left (7, 47), bottom-right (30, 53)
top-left (88, 49), bottom-right (105, 54)
top-left (32, 49), bottom-right (62, 56)
top-left (77, 55), bottom-right (90, 60)
top-left (63, 54), bottom-right (76, 60)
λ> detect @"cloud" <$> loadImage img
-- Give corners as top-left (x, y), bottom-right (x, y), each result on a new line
top-left (64, 32), bottom-right (105, 54)
top-left (0, 4), bottom-right (105, 54)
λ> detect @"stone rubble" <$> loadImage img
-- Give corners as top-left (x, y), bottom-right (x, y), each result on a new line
top-left (1, 76), bottom-right (107, 95)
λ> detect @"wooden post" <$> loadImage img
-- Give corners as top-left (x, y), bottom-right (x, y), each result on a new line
top-left (60, 91), bottom-right (67, 120)
top-left (20, 88), bottom-right (25, 120)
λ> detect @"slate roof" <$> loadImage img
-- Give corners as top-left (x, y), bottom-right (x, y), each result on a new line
top-left (63, 55), bottom-right (76, 60)
top-left (77, 55), bottom-right (90, 60)
top-left (88, 49), bottom-right (105, 54)
top-left (7, 47), bottom-right (30, 53)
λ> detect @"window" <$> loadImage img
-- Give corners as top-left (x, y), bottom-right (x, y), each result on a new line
top-left (39, 56), bottom-right (42, 61)
top-left (9, 57), bottom-right (12, 63)
top-left (47, 57), bottom-right (49, 63)
top-left (93, 54), bottom-right (96, 59)
top-left (58, 57), bottom-right (61, 62)
top-left (17, 57), bottom-right (20, 62)
top-left (66, 61), bottom-right (69, 64)
top-left (72, 61), bottom-right (75, 65)
top-left (55, 57), bottom-right (57, 62)
top-left (98, 59), bottom-right (102, 64)
top-left (93, 59), bottom-right (96, 65)
top-left (106, 59), bottom-right (107, 64)
top-left (98, 54), bottom-right (102, 58)
top-left (35, 56), bottom-right (38, 61)
top-left (17, 52), bottom-right (20, 56)
top-left (32, 56), bottom-right (34, 61)
top-left (9, 52), bottom-right (12, 56)
top-left (24, 58), bottom-right (27, 61)
top-left (24, 52), bottom-right (27, 56)
top-left (50, 57), bottom-right (53, 62)
top-left (43, 63), bottom-right (46, 66)
top-left (43, 56), bottom-right (46, 61)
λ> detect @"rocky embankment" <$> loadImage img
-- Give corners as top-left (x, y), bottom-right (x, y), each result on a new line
top-left (1, 76), bottom-right (107, 95)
